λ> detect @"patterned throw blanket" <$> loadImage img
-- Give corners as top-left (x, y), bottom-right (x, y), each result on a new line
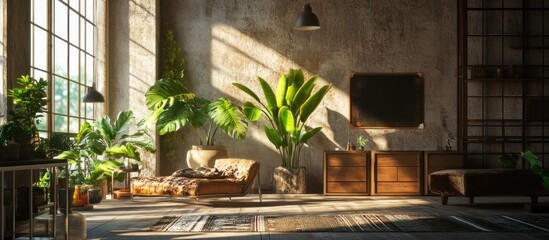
top-left (171, 167), bottom-right (231, 179)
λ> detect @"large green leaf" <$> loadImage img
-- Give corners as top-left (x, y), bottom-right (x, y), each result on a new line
top-left (258, 77), bottom-right (278, 116)
top-left (156, 101), bottom-right (189, 135)
top-left (209, 97), bottom-right (248, 139)
top-left (242, 102), bottom-right (262, 121)
top-left (86, 139), bottom-right (107, 155)
top-left (138, 108), bottom-right (163, 129)
top-left (299, 84), bottom-right (332, 122)
top-left (144, 79), bottom-right (195, 135)
top-left (300, 127), bottom-right (322, 144)
top-left (106, 143), bottom-right (140, 162)
top-left (291, 75), bottom-right (317, 113)
top-left (56, 150), bottom-right (79, 164)
top-left (113, 110), bottom-right (134, 136)
top-left (278, 106), bottom-right (295, 133)
top-left (285, 69), bottom-right (304, 107)
top-left (95, 116), bottom-right (116, 143)
top-left (120, 129), bottom-right (157, 153)
top-left (188, 97), bottom-right (210, 129)
top-left (275, 74), bottom-right (288, 108)
top-left (75, 121), bottom-right (93, 144)
top-left (264, 126), bottom-right (282, 148)
top-left (232, 83), bottom-right (261, 103)
top-left (145, 78), bottom-right (195, 110)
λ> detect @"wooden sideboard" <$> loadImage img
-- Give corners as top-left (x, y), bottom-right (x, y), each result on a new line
top-left (371, 151), bottom-right (423, 195)
top-left (324, 151), bottom-right (465, 196)
top-left (324, 151), bottom-right (370, 195)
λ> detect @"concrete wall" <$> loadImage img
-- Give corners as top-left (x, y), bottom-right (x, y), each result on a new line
top-left (108, 0), bottom-right (159, 176)
top-left (160, 0), bottom-right (457, 192)
top-left (1, 0), bottom-right (5, 122)
top-left (4, 0), bottom-right (30, 117)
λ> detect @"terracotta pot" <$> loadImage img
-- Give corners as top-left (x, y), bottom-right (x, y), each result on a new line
top-left (72, 185), bottom-right (90, 207)
top-left (96, 179), bottom-right (108, 200)
top-left (186, 145), bottom-right (228, 168)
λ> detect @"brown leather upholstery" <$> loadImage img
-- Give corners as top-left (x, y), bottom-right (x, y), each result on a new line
top-left (131, 158), bottom-right (260, 198)
top-left (429, 169), bottom-right (546, 205)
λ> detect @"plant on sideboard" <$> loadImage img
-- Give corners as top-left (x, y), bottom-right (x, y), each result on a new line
top-left (233, 68), bottom-right (332, 193)
top-left (356, 135), bottom-right (369, 151)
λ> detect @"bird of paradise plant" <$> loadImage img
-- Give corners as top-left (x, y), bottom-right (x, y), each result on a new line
top-left (233, 69), bottom-right (332, 168)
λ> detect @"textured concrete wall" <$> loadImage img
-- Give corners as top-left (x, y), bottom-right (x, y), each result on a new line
top-left (5, 0), bottom-right (30, 116)
top-left (1, 0), bottom-right (5, 122)
top-left (108, 0), bottom-right (159, 176)
top-left (160, 0), bottom-right (457, 192)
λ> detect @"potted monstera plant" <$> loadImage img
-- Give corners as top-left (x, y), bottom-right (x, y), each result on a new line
top-left (233, 68), bottom-right (332, 193)
top-left (142, 78), bottom-right (248, 168)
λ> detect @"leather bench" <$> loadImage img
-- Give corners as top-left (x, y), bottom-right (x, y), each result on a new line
top-left (429, 169), bottom-right (545, 205)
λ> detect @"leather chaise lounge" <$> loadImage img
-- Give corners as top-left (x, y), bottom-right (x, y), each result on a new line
top-left (131, 158), bottom-right (261, 202)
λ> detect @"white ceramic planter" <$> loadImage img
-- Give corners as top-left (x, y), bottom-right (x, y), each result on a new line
top-left (185, 145), bottom-right (228, 168)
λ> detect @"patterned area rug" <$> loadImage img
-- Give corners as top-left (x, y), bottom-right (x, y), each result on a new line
top-left (149, 214), bottom-right (549, 232)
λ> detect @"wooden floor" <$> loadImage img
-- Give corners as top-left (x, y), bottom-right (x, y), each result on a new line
top-left (81, 194), bottom-right (549, 239)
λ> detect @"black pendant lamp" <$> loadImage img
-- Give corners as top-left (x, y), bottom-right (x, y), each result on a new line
top-left (294, 3), bottom-right (320, 30)
top-left (83, 83), bottom-right (104, 103)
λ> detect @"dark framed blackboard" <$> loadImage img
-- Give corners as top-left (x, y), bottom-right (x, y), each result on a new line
top-left (349, 72), bottom-right (424, 128)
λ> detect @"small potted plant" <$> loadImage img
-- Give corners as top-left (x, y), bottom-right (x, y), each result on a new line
top-left (356, 135), bottom-right (369, 151)
top-left (445, 135), bottom-right (455, 151)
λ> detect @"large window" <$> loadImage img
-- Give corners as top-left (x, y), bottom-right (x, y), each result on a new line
top-left (30, 0), bottom-right (103, 136)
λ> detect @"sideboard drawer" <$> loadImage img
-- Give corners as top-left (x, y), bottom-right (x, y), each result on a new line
top-left (326, 167), bottom-right (367, 181)
top-left (371, 151), bottom-right (423, 195)
top-left (326, 154), bottom-right (367, 167)
top-left (377, 182), bottom-right (420, 193)
top-left (326, 182), bottom-right (368, 193)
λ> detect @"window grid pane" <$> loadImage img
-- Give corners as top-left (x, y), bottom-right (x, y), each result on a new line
top-left (32, 0), bottom-right (48, 29)
top-left (54, 37), bottom-right (68, 78)
top-left (54, 0), bottom-right (68, 40)
top-left (54, 76), bottom-right (68, 115)
top-left (31, 0), bottom-right (98, 136)
top-left (32, 26), bottom-right (48, 71)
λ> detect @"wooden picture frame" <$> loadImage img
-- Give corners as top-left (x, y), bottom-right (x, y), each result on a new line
top-left (349, 72), bottom-right (424, 129)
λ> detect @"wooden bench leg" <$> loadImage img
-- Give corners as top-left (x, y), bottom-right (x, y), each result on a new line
top-left (468, 196), bottom-right (474, 204)
top-left (441, 195), bottom-right (448, 205)
top-left (531, 195), bottom-right (538, 204)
